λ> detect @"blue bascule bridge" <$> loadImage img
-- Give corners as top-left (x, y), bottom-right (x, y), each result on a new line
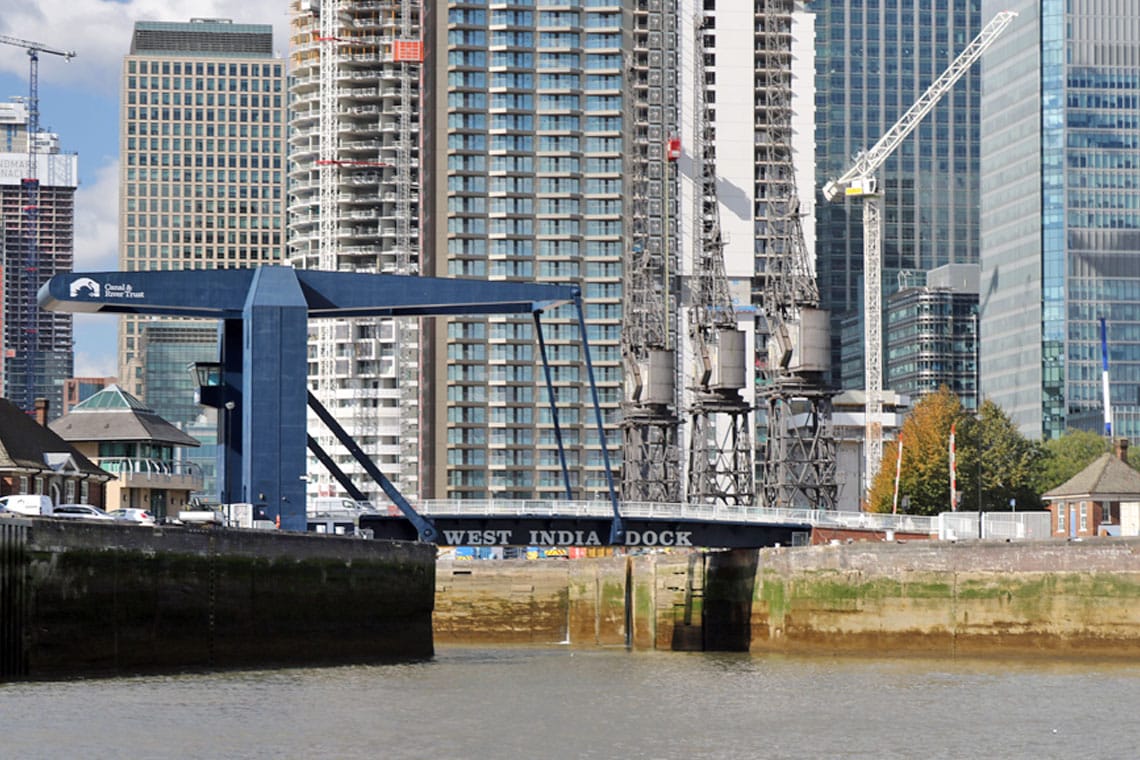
top-left (41, 267), bottom-right (820, 549)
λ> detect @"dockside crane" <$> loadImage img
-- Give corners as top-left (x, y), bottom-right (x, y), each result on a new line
top-left (0, 34), bottom-right (75, 412)
top-left (685, 12), bottom-right (754, 506)
top-left (619, 19), bottom-right (682, 504)
top-left (822, 10), bottom-right (1017, 497)
top-left (754, 0), bottom-right (837, 510)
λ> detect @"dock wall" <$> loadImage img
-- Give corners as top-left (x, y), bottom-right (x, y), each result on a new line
top-left (1, 519), bottom-right (435, 679)
top-left (435, 539), bottom-right (1140, 657)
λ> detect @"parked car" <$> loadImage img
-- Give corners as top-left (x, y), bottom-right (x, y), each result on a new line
top-left (0, 494), bottom-right (54, 516)
top-left (112, 508), bottom-right (156, 526)
top-left (51, 504), bottom-right (114, 521)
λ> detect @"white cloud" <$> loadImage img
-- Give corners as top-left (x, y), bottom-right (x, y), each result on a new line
top-left (74, 158), bottom-right (120, 271)
top-left (0, 0), bottom-right (291, 97)
top-left (73, 314), bottom-right (119, 378)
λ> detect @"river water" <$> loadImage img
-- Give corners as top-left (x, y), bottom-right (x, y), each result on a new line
top-left (2, 647), bottom-right (1137, 759)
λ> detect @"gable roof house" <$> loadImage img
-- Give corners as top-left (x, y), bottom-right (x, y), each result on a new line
top-left (49, 384), bottom-right (201, 519)
top-left (1042, 439), bottom-right (1140, 537)
top-left (0, 397), bottom-right (113, 507)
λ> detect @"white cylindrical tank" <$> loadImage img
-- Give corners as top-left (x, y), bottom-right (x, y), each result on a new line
top-left (714, 328), bottom-right (746, 390)
top-left (645, 349), bottom-right (675, 405)
top-left (793, 308), bottom-right (831, 373)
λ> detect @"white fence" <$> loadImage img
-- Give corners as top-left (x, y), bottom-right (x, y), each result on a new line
top-left (938, 511), bottom-right (1052, 541)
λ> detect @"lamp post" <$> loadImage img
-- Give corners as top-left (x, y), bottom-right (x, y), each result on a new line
top-left (223, 400), bottom-right (236, 505)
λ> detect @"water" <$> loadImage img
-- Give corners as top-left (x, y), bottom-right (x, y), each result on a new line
top-left (2, 647), bottom-right (1138, 759)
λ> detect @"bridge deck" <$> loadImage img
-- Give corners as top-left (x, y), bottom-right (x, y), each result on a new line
top-left (356, 501), bottom-right (936, 549)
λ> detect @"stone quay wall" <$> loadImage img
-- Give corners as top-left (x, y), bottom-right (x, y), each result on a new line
top-left (1, 518), bottom-right (435, 680)
top-left (434, 539), bottom-right (1140, 657)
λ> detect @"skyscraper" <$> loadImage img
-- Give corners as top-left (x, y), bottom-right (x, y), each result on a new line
top-left (0, 98), bottom-right (77, 418)
top-left (287, 0), bottom-right (422, 505)
top-left (119, 19), bottom-right (286, 496)
top-left (422, 2), bottom-right (626, 500)
top-left (980, 0), bottom-right (1140, 441)
top-left (814, 1), bottom-right (984, 389)
top-left (884, 263), bottom-right (979, 411)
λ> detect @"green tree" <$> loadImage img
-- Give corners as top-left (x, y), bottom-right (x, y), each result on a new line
top-left (957, 399), bottom-right (1043, 512)
top-left (867, 387), bottom-right (968, 515)
top-left (1032, 429), bottom-right (1111, 494)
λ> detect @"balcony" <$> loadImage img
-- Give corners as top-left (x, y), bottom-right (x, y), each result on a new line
top-left (98, 458), bottom-right (204, 492)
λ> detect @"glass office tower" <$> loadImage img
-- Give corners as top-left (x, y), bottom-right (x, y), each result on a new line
top-left (981, 0), bottom-right (1140, 441)
top-left (814, 1), bottom-right (984, 388)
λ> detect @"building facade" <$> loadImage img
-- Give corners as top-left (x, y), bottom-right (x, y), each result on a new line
top-left (884, 263), bottom-right (979, 411)
top-left (118, 19), bottom-right (286, 499)
top-left (422, 1), bottom-right (627, 499)
top-left (814, 0), bottom-right (985, 389)
top-left (287, 0), bottom-right (422, 506)
top-left (980, 0), bottom-right (1140, 441)
top-left (0, 99), bottom-right (77, 419)
top-left (50, 384), bottom-right (203, 519)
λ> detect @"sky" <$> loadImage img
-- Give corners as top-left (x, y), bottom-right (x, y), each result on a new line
top-left (0, 0), bottom-right (291, 377)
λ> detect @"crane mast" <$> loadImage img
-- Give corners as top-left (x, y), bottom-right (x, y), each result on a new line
top-left (822, 10), bottom-right (1017, 497)
top-left (0, 35), bottom-right (75, 413)
top-left (684, 12), bottom-right (754, 506)
top-left (619, 0), bottom-right (682, 504)
top-left (753, 0), bottom-right (837, 510)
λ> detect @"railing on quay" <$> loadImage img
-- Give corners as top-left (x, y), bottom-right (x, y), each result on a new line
top-left (97, 458), bottom-right (205, 487)
top-left (407, 498), bottom-right (937, 535)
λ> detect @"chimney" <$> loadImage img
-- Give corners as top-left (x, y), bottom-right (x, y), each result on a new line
top-left (1115, 438), bottom-right (1129, 464)
top-left (33, 397), bottom-right (50, 427)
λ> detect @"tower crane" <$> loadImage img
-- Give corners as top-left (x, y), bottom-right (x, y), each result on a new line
top-left (619, 32), bottom-right (681, 503)
top-left (0, 35), bottom-right (75, 413)
top-left (822, 10), bottom-right (1017, 497)
top-left (685, 12), bottom-right (753, 506)
top-left (754, 0), bottom-right (837, 510)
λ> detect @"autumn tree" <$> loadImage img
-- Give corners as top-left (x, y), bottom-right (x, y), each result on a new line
top-left (866, 391), bottom-right (1042, 515)
top-left (867, 387), bottom-right (968, 515)
top-left (1031, 428), bottom-right (1112, 494)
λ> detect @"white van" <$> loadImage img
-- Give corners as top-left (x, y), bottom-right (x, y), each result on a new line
top-left (0, 494), bottom-right (54, 516)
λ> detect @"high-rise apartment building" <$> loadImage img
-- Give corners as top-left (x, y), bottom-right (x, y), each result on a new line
top-left (0, 99), bottom-right (77, 418)
top-left (981, 0), bottom-right (1140, 441)
top-left (420, 2), bottom-right (818, 503)
top-left (884, 263), bottom-right (979, 411)
top-left (287, 0), bottom-right (422, 505)
top-left (119, 19), bottom-right (286, 498)
top-left (814, 1), bottom-right (984, 388)
top-left (422, 2), bottom-right (627, 500)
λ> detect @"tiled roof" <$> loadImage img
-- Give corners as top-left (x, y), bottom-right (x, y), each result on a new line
top-left (50, 385), bottom-right (200, 447)
top-left (1043, 453), bottom-right (1140, 500)
top-left (0, 398), bottom-right (110, 479)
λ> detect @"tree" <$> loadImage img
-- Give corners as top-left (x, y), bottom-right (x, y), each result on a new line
top-left (1032, 429), bottom-right (1111, 494)
top-left (867, 387), bottom-right (967, 515)
top-left (958, 399), bottom-right (1043, 512)
top-left (866, 391), bottom-right (1042, 515)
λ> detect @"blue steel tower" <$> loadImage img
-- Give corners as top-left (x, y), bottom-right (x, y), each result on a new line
top-left (813, 0), bottom-right (984, 388)
top-left (981, 0), bottom-right (1140, 441)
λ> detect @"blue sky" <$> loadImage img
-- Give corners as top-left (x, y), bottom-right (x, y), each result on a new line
top-left (0, 0), bottom-right (289, 377)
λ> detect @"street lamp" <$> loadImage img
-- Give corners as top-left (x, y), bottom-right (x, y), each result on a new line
top-left (223, 400), bottom-right (236, 505)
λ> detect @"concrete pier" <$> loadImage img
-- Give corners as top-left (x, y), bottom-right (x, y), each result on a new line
top-left (435, 539), bottom-right (1140, 657)
top-left (1, 519), bottom-right (434, 680)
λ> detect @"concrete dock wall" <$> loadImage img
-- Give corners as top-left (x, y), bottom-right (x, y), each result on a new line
top-left (2, 519), bottom-right (435, 679)
top-left (434, 539), bottom-right (1140, 657)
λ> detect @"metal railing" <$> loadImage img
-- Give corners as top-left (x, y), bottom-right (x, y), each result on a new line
top-left (97, 458), bottom-right (204, 487)
top-left (407, 498), bottom-right (937, 535)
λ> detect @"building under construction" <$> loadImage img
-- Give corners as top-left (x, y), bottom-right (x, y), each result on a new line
top-left (0, 99), bottom-right (77, 419)
top-left (288, 0), bottom-right (422, 504)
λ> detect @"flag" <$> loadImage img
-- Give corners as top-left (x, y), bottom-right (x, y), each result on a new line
top-left (949, 422), bottom-right (958, 512)
top-left (892, 433), bottom-right (903, 515)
